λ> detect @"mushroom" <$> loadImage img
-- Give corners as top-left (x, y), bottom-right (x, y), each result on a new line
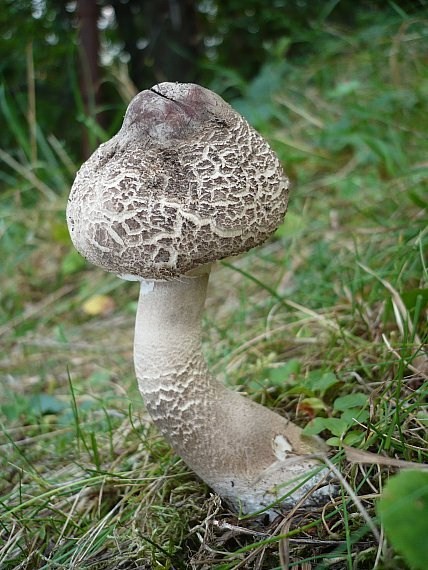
top-left (66, 82), bottom-right (332, 517)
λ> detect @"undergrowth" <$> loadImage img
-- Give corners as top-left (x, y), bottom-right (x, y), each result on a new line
top-left (1, 10), bottom-right (427, 570)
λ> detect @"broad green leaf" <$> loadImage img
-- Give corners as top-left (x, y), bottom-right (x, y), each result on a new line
top-left (343, 431), bottom-right (364, 446)
top-left (334, 393), bottom-right (368, 411)
top-left (326, 432), bottom-right (365, 446)
top-left (303, 417), bottom-right (348, 437)
top-left (267, 359), bottom-right (301, 385)
top-left (326, 431), bottom-right (364, 447)
top-left (303, 417), bottom-right (326, 436)
top-left (30, 394), bottom-right (66, 415)
top-left (305, 371), bottom-right (339, 395)
top-left (340, 408), bottom-right (369, 425)
top-left (378, 470), bottom-right (428, 570)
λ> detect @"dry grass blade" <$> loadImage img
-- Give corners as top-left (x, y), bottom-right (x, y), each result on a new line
top-left (358, 262), bottom-right (422, 344)
top-left (275, 94), bottom-right (324, 128)
top-left (48, 133), bottom-right (77, 175)
top-left (69, 501), bottom-right (122, 566)
top-left (344, 446), bottom-right (428, 470)
top-left (382, 334), bottom-right (428, 379)
top-left (278, 518), bottom-right (292, 569)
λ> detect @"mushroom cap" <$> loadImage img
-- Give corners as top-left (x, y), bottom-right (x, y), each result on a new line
top-left (67, 82), bottom-right (289, 280)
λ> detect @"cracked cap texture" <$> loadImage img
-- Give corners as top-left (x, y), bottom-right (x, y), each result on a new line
top-left (67, 82), bottom-right (289, 280)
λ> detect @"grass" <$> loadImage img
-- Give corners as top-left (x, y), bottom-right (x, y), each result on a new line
top-left (1, 10), bottom-right (427, 570)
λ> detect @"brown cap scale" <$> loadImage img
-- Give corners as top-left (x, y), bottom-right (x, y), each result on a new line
top-left (67, 83), bottom-right (332, 517)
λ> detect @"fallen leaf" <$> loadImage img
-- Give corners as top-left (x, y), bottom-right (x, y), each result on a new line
top-left (82, 294), bottom-right (115, 316)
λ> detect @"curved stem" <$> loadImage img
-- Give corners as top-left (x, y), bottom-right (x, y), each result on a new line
top-left (134, 273), bottom-right (330, 515)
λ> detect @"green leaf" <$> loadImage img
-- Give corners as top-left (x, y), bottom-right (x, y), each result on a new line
top-left (30, 394), bottom-right (66, 415)
top-left (303, 417), bottom-right (348, 437)
top-left (334, 393), bottom-right (368, 411)
top-left (326, 429), bottom-right (366, 447)
top-left (303, 417), bottom-right (326, 436)
top-left (378, 470), bottom-right (428, 570)
top-left (340, 408), bottom-right (369, 425)
top-left (305, 371), bottom-right (339, 395)
top-left (267, 359), bottom-right (301, 385)
top-left (343, 431), bottom-right (365, 446)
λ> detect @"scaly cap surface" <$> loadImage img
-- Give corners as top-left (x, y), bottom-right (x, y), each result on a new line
top-left (67, 82), bottom-right (289, 279)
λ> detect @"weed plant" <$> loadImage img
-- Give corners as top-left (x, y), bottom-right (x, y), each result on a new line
top-left (0, 10), bottom-right (427, 570)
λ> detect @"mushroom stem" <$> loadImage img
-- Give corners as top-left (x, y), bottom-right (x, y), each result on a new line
top-left (134, 272), bottom-right (331, 516)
